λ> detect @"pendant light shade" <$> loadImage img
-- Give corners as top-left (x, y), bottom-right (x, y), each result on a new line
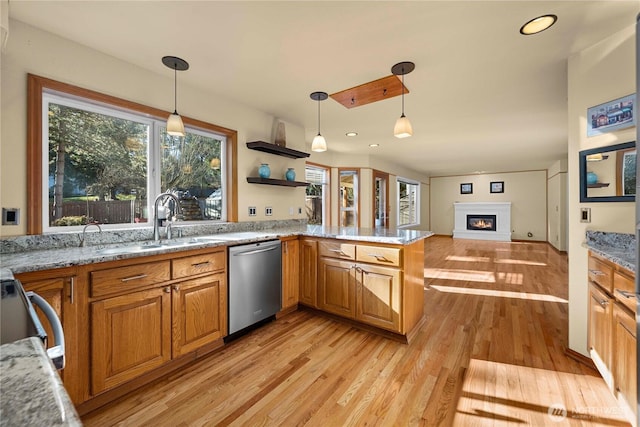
top-left (391, 61), bottom-right (415, 139)
top-left (162, 56), bottom-right (189, 137)
top-left (310, 91), bottom-right (328, 152)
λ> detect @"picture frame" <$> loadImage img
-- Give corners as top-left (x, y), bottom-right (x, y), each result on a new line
top-left (460, 183), bottom-right (473, 194)
top-left (490, 181), bottom-right (504, 193)
top-left (587, 93), bottom-right (635, 137)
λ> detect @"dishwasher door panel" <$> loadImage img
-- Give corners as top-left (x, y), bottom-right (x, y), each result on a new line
top-left (228, 240), bottom-right (281, 335)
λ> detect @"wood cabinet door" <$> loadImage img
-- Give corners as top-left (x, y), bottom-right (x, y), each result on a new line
top-left (281, 238), bottom-right (300, 309)
top-left (299, 239), bottom-right (318, 307)
top-left (356, 264), bottom-right (402, 332)
top-left (318, 257), bottom-right (356, 318)
top-left (172, 273), bottom-right (226, 358)
top-left (613, 303), bottom-right (637, 419)
top-left (588, 283), bottom-right (612, 374)
top-left (91, 287), bottom-right (171, 395)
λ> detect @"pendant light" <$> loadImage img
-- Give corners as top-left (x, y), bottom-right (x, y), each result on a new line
top-left (310, 91), bottom-right (328, 152)
top-left (162, 56), bottom-right (189, 137)
top-left (392, 61), bottom-right (415, 139)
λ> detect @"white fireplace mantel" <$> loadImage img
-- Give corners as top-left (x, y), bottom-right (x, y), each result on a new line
top-left (453, 202), bottom-right (512, 241)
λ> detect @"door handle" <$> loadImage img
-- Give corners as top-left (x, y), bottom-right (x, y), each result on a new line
top-left (233, 246), bottom-right (278, 256)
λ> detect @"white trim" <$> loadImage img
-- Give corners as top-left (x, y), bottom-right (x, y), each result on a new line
top-left (453, 202), bottom-right (511, 241)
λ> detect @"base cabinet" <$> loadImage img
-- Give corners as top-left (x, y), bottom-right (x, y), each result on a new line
top-left (318, 257), bottom-right (357, 318)
top-left (356, 263), bottom-right (401, 331)
top-left (281, 238), bottom-right (300, 310)
top-left (613, 303), bottom-right (637, 423)
top-left (588, 282), bottom-right (612, 381)
top-left (299, 238), bottom-right (318, 307)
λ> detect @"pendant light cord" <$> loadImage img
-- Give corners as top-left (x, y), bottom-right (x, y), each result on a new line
top-left (317, 98), bottom-right (321, 135)
top-left (173, 66), bottom-right (178, 115)
top-left (401, 70), bottom-right (405, 118)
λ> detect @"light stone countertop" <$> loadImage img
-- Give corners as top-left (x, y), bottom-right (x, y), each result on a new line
top-left (0, 225), bottom-right (434, 275)
top-left (584, 231), bottom-right (636, 273)
top-left (0, 337), bottom-right (82, 426)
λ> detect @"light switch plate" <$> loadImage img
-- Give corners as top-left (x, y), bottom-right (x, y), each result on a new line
top-left (580, 207), bottom-right (591, 223)
top-left (265, 207), bottom-right (273, 216)
top-left (248, 206), bottom-right (257, 216)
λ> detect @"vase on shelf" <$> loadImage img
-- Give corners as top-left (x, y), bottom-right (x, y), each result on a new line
top-left (285, 168), bottom-right (296, 181)
top-left (258, 163), bottom-right (271, 179)
top-left (586, 171), bottom-right (598, 185)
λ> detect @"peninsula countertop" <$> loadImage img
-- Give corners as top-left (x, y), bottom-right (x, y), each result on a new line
top-left (1, 225), bottom-right (434, 274)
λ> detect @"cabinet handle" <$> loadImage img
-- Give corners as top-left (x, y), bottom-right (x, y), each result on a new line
top-left (588, 269), bottom-right (604, 276)
top-left (69, 276), bottom-right (75, 304)
top-left (367, 253), bottom-right (388, 261)
top-left (330, 249), bottom-right (347, 255)
top-left (164, 286), bottom-right (171, 293)
top-left (598, 299), bottom-right (609, 308)
top-left (173, 285), bottom-right (180, 291)
top-left (617, 290), bottom-right (635, 299)
top-left (192, 261), bottom-right (211, 268)
top-left (121, 274), bottom-right (147, 282)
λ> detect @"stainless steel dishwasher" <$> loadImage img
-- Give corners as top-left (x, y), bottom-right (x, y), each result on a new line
top-left (228, 239), bottom-right (281, 336)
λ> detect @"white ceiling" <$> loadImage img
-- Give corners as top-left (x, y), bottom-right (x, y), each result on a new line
top-left (9, 1), bottom-right (639, 176)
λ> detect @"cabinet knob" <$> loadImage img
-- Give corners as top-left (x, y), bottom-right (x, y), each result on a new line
top-left (598, 299), bottom-right (609, 308)
top-left (164, 287), bottom-right (171, 293)
top-left (173, 285), bottom-right (180, 292)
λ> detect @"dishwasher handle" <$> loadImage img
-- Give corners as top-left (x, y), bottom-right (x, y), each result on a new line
top-left (232, 246), bottom-right (279, 256)
top-left (26, 291), bottom-right (65, 370)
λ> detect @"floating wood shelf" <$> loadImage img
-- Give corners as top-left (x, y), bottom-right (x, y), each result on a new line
top-left (246, 177), bottom-right (308, 187)
top-left (246, 141), bottom-right (310, 159)
top-left (587, 183), bottom-right (610, 188)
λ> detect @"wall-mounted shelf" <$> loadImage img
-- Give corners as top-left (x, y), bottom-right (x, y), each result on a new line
top-left (247, 177), bottom-right (308, 187)
top-left (246, 141), bottom-right (310, 159)
top-left (587, 183), bottom-right (610, 188)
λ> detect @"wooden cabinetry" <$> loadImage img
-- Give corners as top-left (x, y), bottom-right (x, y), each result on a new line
top-left (17, 267), bottom-right (81, 403)
top-left (318, 257), bottom-right (357, 318)
top-left (356, 263), bottom-right (401, 331)
top-left (587, 251), bottom-right (637, 425)
top-left (281, 237), bottom-right (300, 311)
top-left (299, 238), bottom-right (318, 307)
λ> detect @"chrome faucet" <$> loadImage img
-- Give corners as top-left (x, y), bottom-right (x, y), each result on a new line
top-left (153, 192), bottom-right (183, 241)
top-left (79, 223), bottom-right (102, 247)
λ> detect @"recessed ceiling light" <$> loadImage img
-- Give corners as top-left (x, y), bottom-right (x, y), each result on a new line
top-left (519, 14), bottom-right (557, 35)
top-left (369, 144), bottom-right (379, 148)
top-left (346, 132), bottom-right (358, 137)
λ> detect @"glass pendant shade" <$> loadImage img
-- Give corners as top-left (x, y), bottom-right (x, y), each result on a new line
top-left (167, 112), bottom-right (185, 136)
top-left (394, 114), bottom-right (413, 138)
top-left (312, 133), bottom-right (327, 152)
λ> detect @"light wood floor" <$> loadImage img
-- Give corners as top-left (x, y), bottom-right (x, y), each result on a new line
top-left (82, 236), bottom-right (630, 426)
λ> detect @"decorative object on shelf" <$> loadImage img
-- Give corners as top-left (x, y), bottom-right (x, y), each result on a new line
top-left (285, 168), bottom-right (296, 181)
top-left (162, 56), bottom-right (189, 137)
top-left (258, 163), bottom-right (271, 179)
top-left (490, 181), bottom-right (504, 193)
top-left (587, 93), bottom-right (635, 137)
top-left (586, 171), bottom-right (598, 185)
top-left (310, 91), bottom-right (328, 152)
top-left (460, 183), bottom-right (473, 194)
top-left (274, 121), bottom-right (287, 147)
top-left (391, 61), bottom-right (415, 138)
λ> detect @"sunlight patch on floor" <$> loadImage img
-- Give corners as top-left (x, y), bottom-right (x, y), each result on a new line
top-left (430, 285), bottom-right (567, 303)
top-left (424, 268), bottom-right (495, 283)
top-left (496, 271), bottom-right (524, 285)
top-left (494, 258), bottom-right (547, 266)
top-left (446, 255), bottom-right (491, 263)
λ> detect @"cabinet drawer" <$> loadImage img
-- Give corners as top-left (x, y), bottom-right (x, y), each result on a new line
top-left (588, 254), bottom-right (613, 293)
top-left (91, 261), bottom-right (171, 298)
top-left (172, 251), bottom-right (225, 279)
top-left (319, 240), bottom-right (356, 260)
top-left (356, 245), bottom-right (402, 267)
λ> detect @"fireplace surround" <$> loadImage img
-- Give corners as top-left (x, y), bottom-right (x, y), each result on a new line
top-left (453, 202), bottom-right (511, 241)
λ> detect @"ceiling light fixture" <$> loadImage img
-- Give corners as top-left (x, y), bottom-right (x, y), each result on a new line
top-left (369, 144), bottom-right (379, 148)
top-left (519, 14), bottom-right (557, 35)
top-left (391, 61), bottom-right (415, 139)
top-left (310, 91), bottom-right (328, 152)
top-left (162, 56), bottom-right (189, 137)
top-left (346, 132), bottom-right (358, 137)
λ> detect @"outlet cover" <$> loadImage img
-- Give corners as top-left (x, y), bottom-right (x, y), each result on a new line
top-left (580, 207), bottom-right (591, 223)
top-left (298, 207), bottom-right (302, 214)
top-left (265, 207), bottom-right (273, 216)
top-left (248, 206), bottom-right (257, 216)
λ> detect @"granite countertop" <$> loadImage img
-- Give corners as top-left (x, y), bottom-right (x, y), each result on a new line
top-left (0, 337), bottom-right (81, 426)
top-left (584, 231), bottom-right (636, 273)
top-left (0, 224), bottom-right (434, 275)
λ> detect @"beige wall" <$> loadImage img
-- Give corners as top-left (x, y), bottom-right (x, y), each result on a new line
top-left (547, 159), bottom-right (568, 252)
top-left (567, 24), bottom-right (636, 356)
top-left (1, 19), bottom-right (310, 236)
top-left (430, 170), bottom-right (548, 241)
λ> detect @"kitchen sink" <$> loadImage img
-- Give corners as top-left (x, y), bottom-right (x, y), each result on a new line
top-left (96, 240), bottom-right (198, 255)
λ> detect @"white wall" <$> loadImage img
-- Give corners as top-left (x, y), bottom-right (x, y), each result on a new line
top-left (1, 19), bottom-right (309, 236)
top-left (430, 170), bottom-right (548, 241)
top-left (567, 24), bottom-right (636, 356)
top-left (547, 159), bottom-right (568, 252)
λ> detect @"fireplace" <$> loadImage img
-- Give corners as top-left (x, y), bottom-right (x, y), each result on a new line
top-left (467, 214), bottom-right (496, 231)
top-left (453, 202), bottom-right (511, 241)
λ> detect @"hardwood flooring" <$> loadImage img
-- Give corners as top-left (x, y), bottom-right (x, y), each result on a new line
top-left (82, 236), bottom-right (630, 426)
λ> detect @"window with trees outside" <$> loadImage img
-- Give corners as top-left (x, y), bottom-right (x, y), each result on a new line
top-left (339, 169), bottom-right (359, 227)
top-left (397, 178), bottom-right (419, 227)
top-left (28, 75), bottom-right (235, 234)
top-left (305, 164), bottom-right (329, 226)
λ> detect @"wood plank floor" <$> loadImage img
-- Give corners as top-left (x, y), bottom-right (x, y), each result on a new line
top-left (82, 236), bottom-right (631, 426)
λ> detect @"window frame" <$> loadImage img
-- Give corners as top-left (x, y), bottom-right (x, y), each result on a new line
top-left (305, 162), bottom-right (330, 227)
top-left (27, 74), bottom-right (238, 234)
top-left (338, 168), bottom-right (360, 228)
top-left (396, 177), bottom-right (420, 228)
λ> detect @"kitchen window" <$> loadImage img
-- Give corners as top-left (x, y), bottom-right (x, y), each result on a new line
top-left (305, 163), bottom-right (329, 226)
top-left (397, 178), bottom-right (419, 228)
top-left (339, 169), bottom-right (359, 227)
top-left (27, 74), bottom-right (237, 234)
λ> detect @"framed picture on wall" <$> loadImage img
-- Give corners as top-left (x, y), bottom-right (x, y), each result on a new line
top-left (460, 183), bottom-right (473, 194)
top-left (587, 93), bottom-right (635, 137)
top-left (490, 181), bottom-right (504, 193)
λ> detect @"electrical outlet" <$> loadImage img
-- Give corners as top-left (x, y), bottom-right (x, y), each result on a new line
top-left (580, 207), bottom-right (591, 223)
top-left (298, 207), bottom-right (302, 214)
top-left (248, 206), bottom-right (257, 216)
top-left (265, 207), bottom-right (273, 216)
